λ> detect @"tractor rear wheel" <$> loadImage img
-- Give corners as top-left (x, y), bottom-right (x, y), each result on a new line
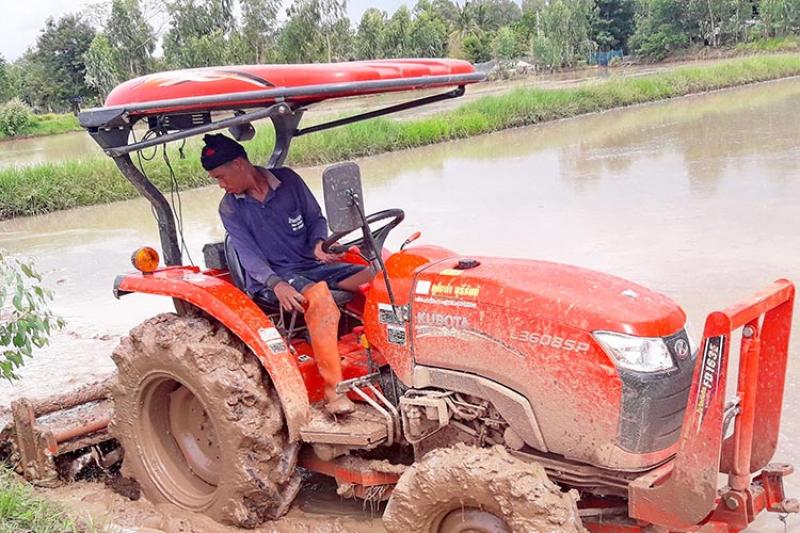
top-left (110, 313), bottom-right (301, 528)
top-left (383, 444), bottom-right (585, 533)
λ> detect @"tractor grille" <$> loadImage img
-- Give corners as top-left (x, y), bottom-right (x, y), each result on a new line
top-left (616, 329), bottom-right (696, 453)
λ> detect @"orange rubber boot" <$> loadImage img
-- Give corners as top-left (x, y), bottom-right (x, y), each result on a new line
top-left (303, 282), bottom-right (355, 416)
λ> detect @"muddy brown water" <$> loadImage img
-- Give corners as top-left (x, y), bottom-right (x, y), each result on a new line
top-left (0, 130), bottom-right (103, 169)
top-left (2, 78), bottom-right (800, 531)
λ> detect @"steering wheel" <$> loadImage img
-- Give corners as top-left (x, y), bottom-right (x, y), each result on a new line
top-left (322, 209), bottom-right (405, 256)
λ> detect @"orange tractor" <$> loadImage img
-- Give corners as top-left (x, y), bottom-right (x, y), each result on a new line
top-left (74, 59), bottom-right (797, 531)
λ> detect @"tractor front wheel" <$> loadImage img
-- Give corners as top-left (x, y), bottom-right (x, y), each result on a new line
top-left (110, 313), bottom-right (301, 528)
top-left (383, 444), bottom-right (585, 533)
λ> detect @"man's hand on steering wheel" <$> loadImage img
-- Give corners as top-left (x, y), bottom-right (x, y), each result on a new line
top-left (314, 240), bottom-right (344, 264)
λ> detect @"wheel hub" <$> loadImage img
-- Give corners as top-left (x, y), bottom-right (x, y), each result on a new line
top-left (168, 385), bottom-right (221, 486)
top-left (438, 508), bottom-right (511, 533)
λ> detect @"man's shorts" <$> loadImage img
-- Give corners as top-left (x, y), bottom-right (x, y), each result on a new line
top-left (256, 262), bottom-right (365, 306)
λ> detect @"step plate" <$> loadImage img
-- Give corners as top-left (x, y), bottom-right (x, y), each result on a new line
top-left (300, 403), bottom-right (388, 447)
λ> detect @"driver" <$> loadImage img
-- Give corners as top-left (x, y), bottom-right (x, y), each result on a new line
top-left (201, 133), bottom-right (371, 415)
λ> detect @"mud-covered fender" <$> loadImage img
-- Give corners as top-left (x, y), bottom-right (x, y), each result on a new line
top-left (115, 267), bottom-right (309, 441)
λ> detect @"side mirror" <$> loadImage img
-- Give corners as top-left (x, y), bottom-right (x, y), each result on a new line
top-left (323, 162), bottom-right (366, 233)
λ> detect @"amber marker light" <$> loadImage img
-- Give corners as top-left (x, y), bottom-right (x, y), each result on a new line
top-left (131, 247), bottom-right (160, 273)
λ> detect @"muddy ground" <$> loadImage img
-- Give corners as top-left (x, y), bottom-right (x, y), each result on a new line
top-left (42, 474), bottom-right (384, 532)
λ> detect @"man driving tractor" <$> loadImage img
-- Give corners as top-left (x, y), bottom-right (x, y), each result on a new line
top-left (200, 133), bottom-right (371, 415)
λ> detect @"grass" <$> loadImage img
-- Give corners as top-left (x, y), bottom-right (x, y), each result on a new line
top-left (2, 53), bottom-right (800, 219)
top-left (735, 35), bottom-right (800, 53)
top-left (0, 467), bottom-right (80, 532)
top-left (0, 113), bottom-right (81, 142)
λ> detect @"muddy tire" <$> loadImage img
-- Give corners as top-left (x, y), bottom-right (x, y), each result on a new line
top-left (110, 313), bottom-right (301, 528)
top-left (383, 444), bottom-right (584, 533)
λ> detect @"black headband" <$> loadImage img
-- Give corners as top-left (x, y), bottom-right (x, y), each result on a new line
top-left (200, 133), bottom-right (247, 170)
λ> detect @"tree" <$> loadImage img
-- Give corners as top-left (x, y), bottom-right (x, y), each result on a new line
top-left (330, 17), bottom-right (357, 61)
top-left (357, 8), bottom-right (387, 59)
top-left (492, 25), bottom-right (521, 59)
top-left (761, 0), bottom-right (800, 36)
top-left (409, 11), bottom-right (449, 56)
top-left (684, 0), bottom-right (732, 47)
top-left (472, 0), bottom-right (522, 31)
top-left (0, 251), bottom-right (63, 381)
top-left (462, 32), bottom-right (493, 62)
top-left (534, 0), bottom-right (594, 67)
top-left (446, 1), bottom-right (480, 57)
top-left (383, 6), bottom-right (413, 57)
top-left (105, 0), bottom-right (157, 78)
top-left (10, 51), bottom-right (49, 110)
top-left (629, 0), bottom-right (689, 59)
top-left (317, 0), bottom-right (350, 62)
top-left (84, 34), bottom-right (122, 100)
top-left (279, 4), bottom-right (323, 62)
top-left (522, 0), bottom-right (548, 14)
top-left (32, 14), bottom-right (97, 111)
top-left (591, 0), bottom-right (636, 50)
top-left (178, 31), bottom-right (238, 67)
top-left (724, 0), bottom-right (755, 42)
top-left (163, 0), bottom-right (236, 68)
top-left (0, 55), bottom-right (9, 103)
top-left (281, 0), bottom-right (348, 63)
top-left (241, 0), bottom-right (281, 63)
top-left (430, 0), bottom-right (461, 26)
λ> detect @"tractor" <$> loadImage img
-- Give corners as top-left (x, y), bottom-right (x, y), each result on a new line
top-left (73, 59), bottom-right (798, 532)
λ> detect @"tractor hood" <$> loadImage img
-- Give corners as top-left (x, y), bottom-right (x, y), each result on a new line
top-left (413, 257), bottom-right (686, 338)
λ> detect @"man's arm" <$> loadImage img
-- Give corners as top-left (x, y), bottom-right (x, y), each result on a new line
top-left (220, 207), bottom-right (282, 291)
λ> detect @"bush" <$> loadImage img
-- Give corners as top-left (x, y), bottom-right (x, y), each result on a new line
top-left (492, 27), bottom-right (521, 62)
top-left (463, 33), bottom-right (493, 64)
top-left (0, 98), bottom-right (34, 137)
top-left (0, 251), bottom-right (63, 380)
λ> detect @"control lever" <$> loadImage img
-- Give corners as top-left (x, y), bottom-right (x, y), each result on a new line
top-left (401, 231), bottom-right (422, 251)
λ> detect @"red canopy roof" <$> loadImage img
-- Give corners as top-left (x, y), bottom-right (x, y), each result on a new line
top-left (103, 59), bottom-right (482, 116)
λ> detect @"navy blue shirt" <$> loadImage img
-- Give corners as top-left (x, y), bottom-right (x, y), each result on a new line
top-left (219, 167), bottom-right (329, 294)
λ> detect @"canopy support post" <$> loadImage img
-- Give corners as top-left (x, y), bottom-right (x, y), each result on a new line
top-left (114, 154), bottom-right (182, 267)
top-left (269, 109), bottom-right (304, 168)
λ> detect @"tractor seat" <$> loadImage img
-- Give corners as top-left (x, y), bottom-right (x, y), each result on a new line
top-left (221, 235), bottom-right (353, 311)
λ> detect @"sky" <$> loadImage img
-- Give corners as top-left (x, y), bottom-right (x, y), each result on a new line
top-left (1, 0), bottom-right (409, 62)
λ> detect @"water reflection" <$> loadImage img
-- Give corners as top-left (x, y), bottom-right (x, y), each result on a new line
top-left (0, 130), bottom-right (103, 169)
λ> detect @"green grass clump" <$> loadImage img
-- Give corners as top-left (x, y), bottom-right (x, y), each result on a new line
top-left (0, 467), bottom-right (79, 532)
top-left (0, 112), bottom-right (81, 141)
top-left (736, 36), bottom-right (800, 53)
top-left (2, 53), bottom-right (800, 219)
top-left (28, 113), bottom-right (82, 137)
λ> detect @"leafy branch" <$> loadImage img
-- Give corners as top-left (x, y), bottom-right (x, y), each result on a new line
top-left (0, 251), bottom-right (64, 380)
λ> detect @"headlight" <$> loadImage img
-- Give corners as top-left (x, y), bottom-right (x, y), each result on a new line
top-left (593, 331), bottom-right (675, 373)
